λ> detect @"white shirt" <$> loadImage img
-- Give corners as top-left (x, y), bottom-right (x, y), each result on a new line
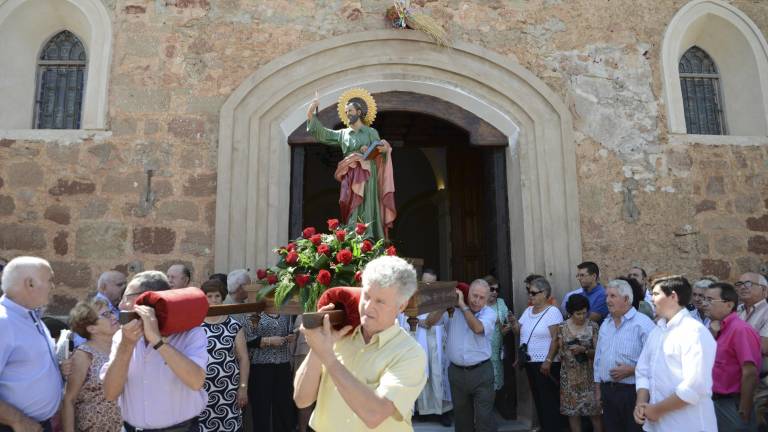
top-left (635, 308), bottom-right (716, 432)
top-left (518, 306), bottom-right (563, 362)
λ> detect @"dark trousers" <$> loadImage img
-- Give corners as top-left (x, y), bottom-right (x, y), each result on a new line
top-left (0, 419), bottom-right (51, 432)
top-left (448, 360), bottom-right (497, 432)
top-left (524, 362), bottom-right (567, 432)
top-left (122, 418), bottom-right (199, 432)
top-left (249, 362), bottom-right (296, 432)
top-left (600, 382), bottom-right (642, 432)
top-left (715, 396), bottom-right (757, 432)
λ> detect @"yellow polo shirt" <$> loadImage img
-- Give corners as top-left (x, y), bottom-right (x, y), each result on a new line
top-left (309, 324), bottom-right (427, 432)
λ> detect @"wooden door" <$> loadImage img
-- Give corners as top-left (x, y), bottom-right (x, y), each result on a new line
top-left (448, 145), bottom-right (487, 282)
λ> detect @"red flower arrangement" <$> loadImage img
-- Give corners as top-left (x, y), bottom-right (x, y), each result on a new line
top-left (254, 220), bottom-right (397, 312)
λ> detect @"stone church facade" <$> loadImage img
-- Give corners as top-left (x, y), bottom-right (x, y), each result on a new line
top-left (0, 0), bottom-right (767, 317)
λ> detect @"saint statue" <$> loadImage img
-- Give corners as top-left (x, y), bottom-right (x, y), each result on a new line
top-left (306, 89), bottom-right (396, 240)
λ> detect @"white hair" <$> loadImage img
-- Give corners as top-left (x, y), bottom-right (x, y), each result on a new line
top-left (693, 278), bottom-right (716, 290)
top-left (227, 269), bottom-right (251, 293)
top-left (1, 256), bottom-right (51, 294)
top-left (362, 256), bottom-right (417, 305)
top-left (607, 279), bottom-right (634, 304)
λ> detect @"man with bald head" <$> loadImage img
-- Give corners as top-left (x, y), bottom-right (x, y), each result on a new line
top-left (167, 264), bottom-right (191, 289)
top-left (426, 279), bottom-right (497, 432)
top-left (735, 272), bottom-right (768, 427)
top-left (0, 257), bottom-right (63, 432)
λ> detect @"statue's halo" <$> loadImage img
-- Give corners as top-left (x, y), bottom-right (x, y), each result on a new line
top-left (337, 88), bottom-right (378, 127)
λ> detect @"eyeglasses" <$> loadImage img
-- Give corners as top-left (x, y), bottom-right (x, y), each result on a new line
top-left (735, 281), bottom-right (767, 289)
top-left (701, 297), bottom-right (729, 305)
top-left (99, 310), bottom-right (116, 320)
top-left (490, 286), bottom-right (499, 292)
top-left (527, 290), bottom-right (543, 296)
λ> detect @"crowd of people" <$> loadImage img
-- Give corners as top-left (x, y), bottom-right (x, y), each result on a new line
top-left (1, 253), bottom-right (768, 432)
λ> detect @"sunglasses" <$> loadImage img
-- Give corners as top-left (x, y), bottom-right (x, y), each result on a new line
top-left (527, 290), bottom-right (543, 296)
top-left (490, 286), bottom-right (499, 292)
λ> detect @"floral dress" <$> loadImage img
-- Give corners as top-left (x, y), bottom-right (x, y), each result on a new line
top-left (557, 320), bottom-right (601, 416)
top-left (74, 344), bottom-right (122, 432)
top-left (490, 298), bottom-right (509, 391)
top-left (200, 317), bottom-right (243, 432)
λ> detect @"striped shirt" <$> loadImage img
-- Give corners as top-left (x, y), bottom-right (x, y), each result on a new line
top-left (594, 307), bottom-right (655, 384)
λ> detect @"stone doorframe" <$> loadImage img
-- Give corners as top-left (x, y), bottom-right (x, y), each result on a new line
top-left (216, 30), bottom-right (582, 303)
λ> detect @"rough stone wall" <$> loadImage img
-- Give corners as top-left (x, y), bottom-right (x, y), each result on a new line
top-left (1, 0), bottom-right (767, 311)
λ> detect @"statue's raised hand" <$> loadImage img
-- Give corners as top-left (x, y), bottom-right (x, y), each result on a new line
top-left (307, 90), bottom-right (319, 120)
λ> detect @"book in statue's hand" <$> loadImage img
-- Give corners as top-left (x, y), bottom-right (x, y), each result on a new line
top-left (362, 140), bottom-right (384, 160)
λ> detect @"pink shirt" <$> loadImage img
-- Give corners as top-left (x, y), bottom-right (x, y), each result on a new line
top-left (712, 313), bottom-right (761, 394)
top-left (100, 327), bottom-right (208, 429)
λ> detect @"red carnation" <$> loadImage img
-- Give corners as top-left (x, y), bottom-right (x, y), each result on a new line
top-left (335, 230), bottom-right (346, 242)
top-left (317, 244), bottom-right (331, 256)
top-left (302, 227), bottom-right (316, 239)
top-left (286, 242), bottom-right (296, 252)
top-left (354, 271), bottom-right (362, 283)
top-left (256, 269), bottom-right (268, 280)
top-left (295, 274), bottom-right (311, 288)
top-left (286, 251), bottom-right (299, 266)
top-left (336, 249), bottom-right (353, 265)
top-left (386, 245), bottom-right (397, 256)
top-left (327, 218), bottom-right (340, 231)
top-left (266, 274), bottom-right (278, 285)
top-left (310, 234), bottom-right (322, 246)
top-left (355, 223), bottom-right (367, 235)
top-left (361, 240), bottom-right (373, 253)
top-left (317, 269), bottom-right (332, 286)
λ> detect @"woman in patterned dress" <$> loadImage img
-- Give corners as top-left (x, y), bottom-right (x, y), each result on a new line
top-left (199, 280), bottom-right (250, 432)
top-left (545, 294), bottom-right (603, 432)
top-left (62, 299), bottom-right (122, 432)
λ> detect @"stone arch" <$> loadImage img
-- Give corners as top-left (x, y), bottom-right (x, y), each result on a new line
top-left (662, 0), bottom-right (768, 135)
top-left (0, 0), bottom-right (112, 130)
top-left (216, 30), bottom-right (582, 298)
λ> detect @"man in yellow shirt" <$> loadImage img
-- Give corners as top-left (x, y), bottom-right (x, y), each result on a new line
top-left (294, 256), bottom-right (427, 431)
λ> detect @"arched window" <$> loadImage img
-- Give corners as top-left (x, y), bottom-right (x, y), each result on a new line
top-left (34, 30), bottom-right (87, 129)
top-left (679, 46), bottom-right (726, 135)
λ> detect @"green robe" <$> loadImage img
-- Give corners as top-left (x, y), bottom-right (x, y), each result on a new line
top-left (307, 114), bottom-right (385, 239)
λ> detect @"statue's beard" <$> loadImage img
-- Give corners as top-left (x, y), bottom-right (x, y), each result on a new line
top-left (348, 114), bottom-right (360, 125)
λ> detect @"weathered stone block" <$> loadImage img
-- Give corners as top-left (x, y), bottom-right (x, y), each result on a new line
top-left (736, 256), bottom-right (763, 275)
top-left (102, 173), bottom-right (144, 194)
top-left (157, 200), bottom-right (199, 221)
top-left (180, 230), bottom-right (212, 256)
top-left (113, 87), bottom-right (170, 113)
top-left (747, 215), bottom-right (768, 232)
top-left (133, 227), bottom-right (176, 254)
top-left (76, 223), bottom-right (128, 259)
top-left (701, 259), bottom-right (731, 280)
top-left (44, 205), bottom-right (71, 225)
top-left (53, 231), bottom-right (69, 256)
top-left (112, 117), bottom-right (137, 135)
top-left (695, 200), bottom-right (717, 214)
top-left (124, 5), bottom-right (146, 14)
top-left (705, 176), bottom-right (725, 196)
top-left (0, 224), bottom-right (46, 250)
top-left (153, 179), bottom-right (174, 198)
top-left (168, 117), bottom-right (205, 141)
top-left (748, 236), bottom-right (768, 255)
top-left (79, 199), bottom-right (110, 219)
top-left (0, 195), bottom-right (15, 216)
top-left (49, 179), bottom-right (96, 196)
top-left (46, 143), bottom-right (80, 165)
top-left (48, 294), bottom-right (79, 315)
top-left (50, 261), bottom-right (92, 288)
top-left (7, 161), bottom-right (44, 188)
top-left (87, 143), bottom-right (118, 164)
top-left (713, 235), bottom-right (744, 256)
top-left (183, 173), bottom-right (216, 197)
top-left (735, 196), bottom-right (761, 214)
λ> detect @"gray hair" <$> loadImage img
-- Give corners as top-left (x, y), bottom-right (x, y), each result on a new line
top-left (607, 279), bottom-right (634, 304)
top-left (1, 256), bottom-right (51, 293)
top-left (530, 277), bottom-right (552, 298)
top-left (693, 278), bottom-right (716, 290)
top-left (97, 271), bottom-right (123, 291)
top-left (227, 269), bottom-right (251, 294)
top-left (362, 256), bottom-right (417, 305)
top-left (130, 270), bottom-right (170, 294)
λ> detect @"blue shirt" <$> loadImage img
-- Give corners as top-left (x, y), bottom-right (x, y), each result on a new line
top-left (0, 295), bottom-right (63, 421)
top-left (73, 292), bottom-right (119, 348)
top-left (441, 306), bottom-right (497, 367)
top-left (593, 307), bottom-right (655, 384)
top-left (561, 284), bottom-right (609, 319)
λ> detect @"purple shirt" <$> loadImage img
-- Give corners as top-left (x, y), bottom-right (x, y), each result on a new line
top-left (712, 312), bottom-right (761, 395)
top-left (100, 327), bottom-right (208, 429)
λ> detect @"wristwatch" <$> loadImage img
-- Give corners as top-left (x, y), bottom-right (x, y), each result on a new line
top-left (461, 306), bottom-right (470, 312)
top-left (152, 338), bottom-right (166, 350)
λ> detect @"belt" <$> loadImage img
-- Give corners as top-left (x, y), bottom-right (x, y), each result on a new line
top-left (712, 392), bottom-right (740, 400)
top-left (123, 418), bottom-right (197, 432)
top-left (451, 359), bottom-right (489, 370)
top-left (600, 381), bottom-right (635, 389)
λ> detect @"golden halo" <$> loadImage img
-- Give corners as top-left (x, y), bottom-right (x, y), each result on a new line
top-left (337, 88), bottom-right (377, 127)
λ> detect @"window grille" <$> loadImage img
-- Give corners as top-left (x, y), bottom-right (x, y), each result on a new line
top-left (679, 46), bottom-right (726, 135)
top-left (34, 31), bottom-right (87, 129)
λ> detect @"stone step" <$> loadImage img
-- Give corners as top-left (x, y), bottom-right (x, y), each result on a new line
top-left (413, 414), bottom-right (531, 432)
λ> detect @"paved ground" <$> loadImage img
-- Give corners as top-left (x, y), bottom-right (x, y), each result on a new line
top-left (412, 414), bottom-right (531, 432)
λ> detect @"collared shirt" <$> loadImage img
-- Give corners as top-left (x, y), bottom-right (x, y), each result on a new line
top-left (0, 295), bottom-right (62, 421)
top-left (635, 309), bottom-right (716, 431)
top-left (689, 308), bottom-right (711, 328)
top-left (441, 306), bottom-right (497, 366)
top-left (100, 327), bottom-right (208, 429)
top-left (594, 307), bottom-right (655, 384)
top-left (560, 284), bottom-right (609, 319)
top-left (310, 324), bottom-right (427, 432)
top-left (712, 312), bottom-right (761, 395)
top-left (738, 299), bottom-right (768, 373)
top-left (73, 292), bottom-right (119, 348)
top-left (643, 289), bottom-right (656, 314)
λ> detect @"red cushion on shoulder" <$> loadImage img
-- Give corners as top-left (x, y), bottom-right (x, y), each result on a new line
top-left (456, 282), bottom-right (470, 304)
top-left (136, 287), bottom-right (208, 336)
top-left (316, 286), bottom-right (362, 330)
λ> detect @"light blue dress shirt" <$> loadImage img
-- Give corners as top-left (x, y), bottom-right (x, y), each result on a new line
top-left (442, 306), bottom-right (497, 367)
top-left (0, 295), bottom-right (63, 421)
top-left (593, 307), bottom-right (655, 384)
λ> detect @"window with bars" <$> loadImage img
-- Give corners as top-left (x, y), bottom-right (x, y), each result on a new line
top-left (679, 46), bottom-right (726, 135)
top-left (34, 31), bottom-right (87, 129)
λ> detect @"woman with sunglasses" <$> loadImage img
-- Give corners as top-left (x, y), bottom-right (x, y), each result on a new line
top-left (483, 275), bottom-right (510, 393)
top-left (508, 277), bottom-right (566, 431)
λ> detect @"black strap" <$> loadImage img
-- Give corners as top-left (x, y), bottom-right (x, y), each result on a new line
top-left (524, 306), bottom-right (552, 346)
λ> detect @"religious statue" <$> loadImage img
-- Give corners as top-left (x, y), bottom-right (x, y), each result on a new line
top-left (306, 88), bottom-right (396, 240)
